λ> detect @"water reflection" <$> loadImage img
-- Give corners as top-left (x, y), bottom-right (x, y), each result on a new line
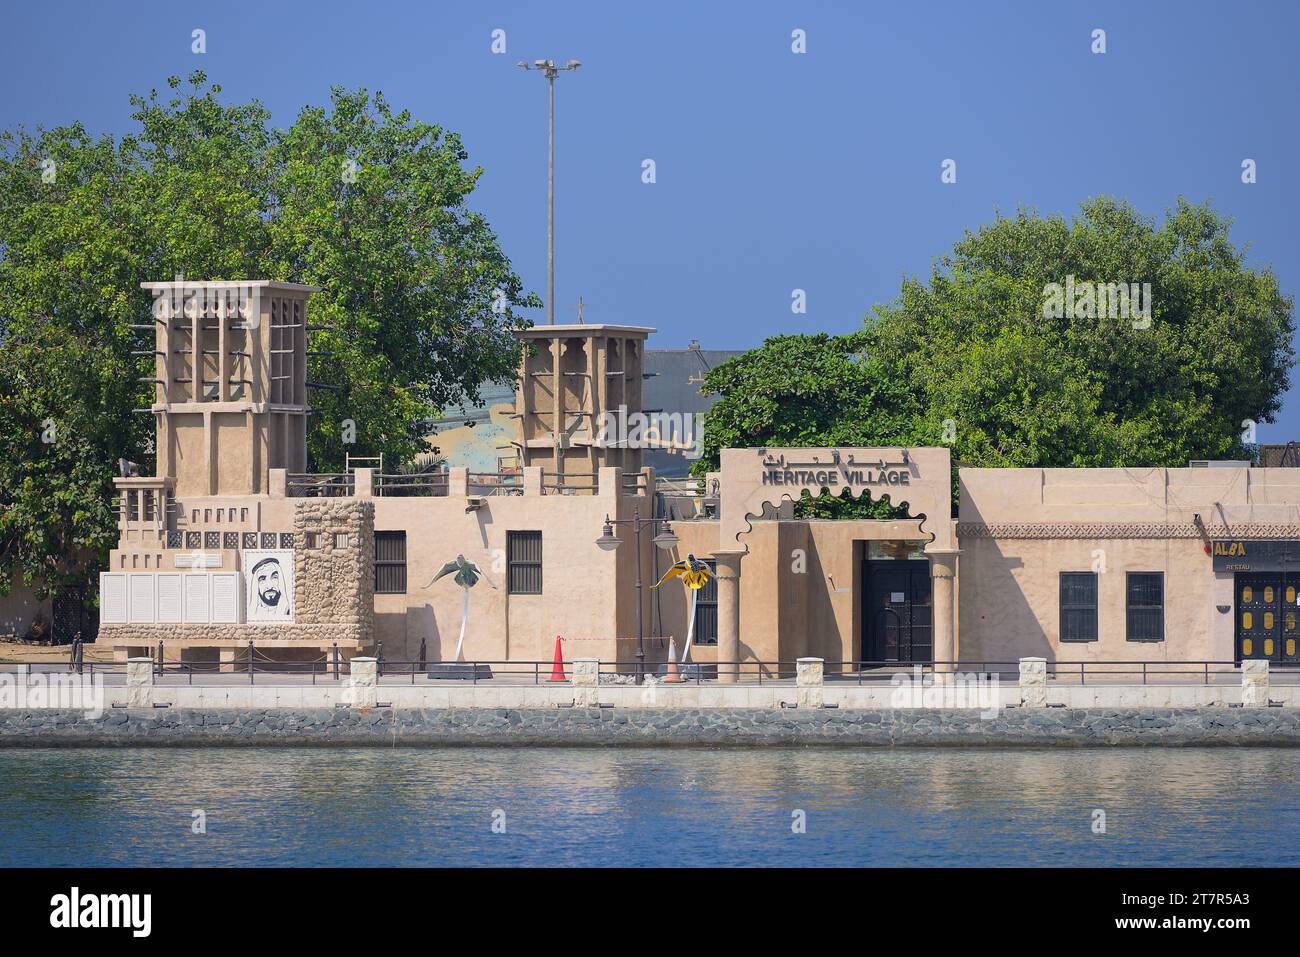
top-left (0, 748), bottom-right (1295, 866)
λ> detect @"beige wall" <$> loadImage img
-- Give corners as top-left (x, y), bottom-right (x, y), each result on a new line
top-left (956, 465), bottom-right (1300, 664)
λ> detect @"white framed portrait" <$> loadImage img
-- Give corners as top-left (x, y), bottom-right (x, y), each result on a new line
top-left (242, 550), bottom-right (295, 622)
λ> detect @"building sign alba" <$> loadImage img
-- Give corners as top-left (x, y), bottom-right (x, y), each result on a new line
top-left (1211, 540), bottom-right (1300, 573)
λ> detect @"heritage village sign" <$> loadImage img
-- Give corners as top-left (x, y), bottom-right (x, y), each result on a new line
top-left (758, 451), bottom-right (915, 489)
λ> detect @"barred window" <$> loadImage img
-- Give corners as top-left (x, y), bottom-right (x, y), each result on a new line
top-left (507, 531), bottom-right (543, 595)
top-left (261, 532), bottom-right (277, 549)
top-left (185, 531), bottom-right (201, 550)
top-left (204, 531), bottom-right (220, 549)
top-left (223, 532), bottom-right (238, 549)
top-left (691, 559), bottom-right (718, 645)
top-left (375, 531), bottom-right (407, 594)
top-left (1060, 572), bottom-right (1098, 642)
top-left (166, 531), bottom-right (182, 549)
top-left (279, 533), bottom-right (293, 549)
top-left (1126, 572), bottom-right (1164, 642)
top-left (243, 532), bottom-right (258, 549)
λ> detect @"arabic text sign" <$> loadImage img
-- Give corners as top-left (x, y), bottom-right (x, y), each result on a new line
top-left (759, 451), bottom-right (914, 488)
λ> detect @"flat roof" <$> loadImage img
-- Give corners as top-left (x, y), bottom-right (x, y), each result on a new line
top-left (515, 324), bottom-right (656, 337)
top-left (140, 280), bottom-right (321, 292)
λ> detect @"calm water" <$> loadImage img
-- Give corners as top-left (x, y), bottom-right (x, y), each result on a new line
top-left (0, 747), bottom-right (1296, 866)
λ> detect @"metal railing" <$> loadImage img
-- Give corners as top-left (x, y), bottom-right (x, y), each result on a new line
top-left (0, 653), bottom-right (1270, 688)
top-left (467, 471), bottom-right (523, 496)
top-left (376, 471), bottom-right (449, 496)
top-left (541, 471), bottom-right (597, 494)
top-left (287, 473), bottom-right (355, 497)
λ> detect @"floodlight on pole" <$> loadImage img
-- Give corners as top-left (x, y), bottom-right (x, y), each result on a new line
top-left (519, 57), bottom-right (581, 325)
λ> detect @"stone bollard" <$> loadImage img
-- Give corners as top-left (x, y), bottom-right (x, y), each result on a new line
top-left (571, 658), bottom-right (600, 707)
top-left (126, 657), bottom-right (154, 709)
top-left (1018, 657), bottom-right (1047, 707)
top-left (1241, 659), bottom-right (1269, 707)
top-left (795, 657), bottom-right (824, 709)
top-left (347, 657), bottom-right (378, 709)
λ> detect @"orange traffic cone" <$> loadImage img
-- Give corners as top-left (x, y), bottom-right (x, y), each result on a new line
top-left (662, 637), bottom-right (682, 682)
top-left (549, 636), bottom-right (566, 681)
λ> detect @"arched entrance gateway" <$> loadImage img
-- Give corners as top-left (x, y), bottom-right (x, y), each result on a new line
top-left (713, 447), bottom-right (958, 682)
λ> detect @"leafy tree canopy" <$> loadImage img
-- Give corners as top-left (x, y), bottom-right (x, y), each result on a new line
top-left (694, 197), bottom-right (1295, 518)
top-left (0, 72), bottom-right (537, 597)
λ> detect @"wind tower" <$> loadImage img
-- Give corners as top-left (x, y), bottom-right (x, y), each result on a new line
top-left (513, 324), bottom-right (655, 488)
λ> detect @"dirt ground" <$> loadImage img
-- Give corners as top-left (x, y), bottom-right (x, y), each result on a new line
top-left (0, 639), bottom-right (115, 663)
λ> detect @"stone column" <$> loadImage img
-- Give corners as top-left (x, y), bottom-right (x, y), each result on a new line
top-left (1019, 657), bottom-right (1047, 707)
top-left (796, 656), bottom-right (824, 709)
top-left (712, 550), bottom-right (744, 684)
top-left (928, 549), bottom-right (960, 673)
top-left (1241, 659), bottom-right (1269, 707)
top-left (126, 657), bottom-right (154, 709)
top-left (353, 467), bottom-right (373, 498)
top-left (347, 656), bottom-right (378, 708)
top-left (571, 657), bottom-right (600, 707)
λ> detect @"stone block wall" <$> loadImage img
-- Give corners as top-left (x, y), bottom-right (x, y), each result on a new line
top-left (293, 498), bottom-right (374, 635)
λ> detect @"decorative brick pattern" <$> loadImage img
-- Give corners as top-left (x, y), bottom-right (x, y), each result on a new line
top-left (957, 522), bottom-right (1300, 540)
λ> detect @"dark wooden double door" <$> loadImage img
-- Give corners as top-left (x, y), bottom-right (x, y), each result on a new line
top-left (1236, 574), bottom-right (1300, 663)
top-left (863, 560), bottom-right (932, 664)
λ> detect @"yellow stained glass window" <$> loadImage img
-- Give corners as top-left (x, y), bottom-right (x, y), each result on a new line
top-left (1288, 639), bottom-right (1297, 657)
top-left (1265, 639), bottom-right (1275, 656)
top-left (1287, 614), bottom-right (1297, 631)
top-left (1264, 612), bottom-right (1274, 630)
top-left (1265, 586), bottom-right (1275, 603)
top-left (1287, 586), bottom-right (1296, 604)
top-left (1243, 612), bottom-right (1253, 630)
top-left (1243, 586), bottom-right (1253, 603)
top-left (1243, 638), bottom-right (1254, 656)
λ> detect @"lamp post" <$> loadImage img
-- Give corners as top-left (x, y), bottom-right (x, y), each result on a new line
top-left (518, 58), bottom-right (581, 325)
top-left (595, 508), bottom-right (678, 683)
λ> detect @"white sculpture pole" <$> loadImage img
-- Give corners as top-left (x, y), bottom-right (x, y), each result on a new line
top-left (680, 587), bottom-right (698, 664)
top-left (453, 586), bottom-right (470, 662)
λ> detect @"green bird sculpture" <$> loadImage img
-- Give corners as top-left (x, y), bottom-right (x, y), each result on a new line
top-left (426, 555), bottom-right (494, 662)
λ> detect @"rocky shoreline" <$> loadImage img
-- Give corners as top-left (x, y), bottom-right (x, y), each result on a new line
top-left (1, 706), bottom-right (1298, 747)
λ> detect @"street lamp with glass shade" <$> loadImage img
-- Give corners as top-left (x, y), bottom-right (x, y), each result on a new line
top-left (595, 521), bottom-right (621, 552)
top-left (594, 510), bottom-right (677, 682)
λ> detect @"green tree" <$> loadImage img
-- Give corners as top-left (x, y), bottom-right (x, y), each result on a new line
top-left (874, 196), bottom-right (1294, 467)
top-left (0, 72), bottom-right (537, 599)
top-left (692, 332), bottom-right (925, 518)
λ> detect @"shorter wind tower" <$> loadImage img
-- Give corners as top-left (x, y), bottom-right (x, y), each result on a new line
top-left (513, 324), bottom-right (654, 488)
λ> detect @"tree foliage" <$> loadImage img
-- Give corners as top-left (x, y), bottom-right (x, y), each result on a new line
top-left (694, 197), bottom-right (1295, 517)
top-left (0, 72), bottom-right (536, 597)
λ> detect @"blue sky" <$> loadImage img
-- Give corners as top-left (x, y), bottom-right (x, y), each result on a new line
top-left (3, 0), bottom-right (1299, 441)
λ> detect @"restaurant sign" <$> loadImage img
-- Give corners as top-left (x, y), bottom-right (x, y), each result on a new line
top-left (1211, 540), bottom-right (1300, 573)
